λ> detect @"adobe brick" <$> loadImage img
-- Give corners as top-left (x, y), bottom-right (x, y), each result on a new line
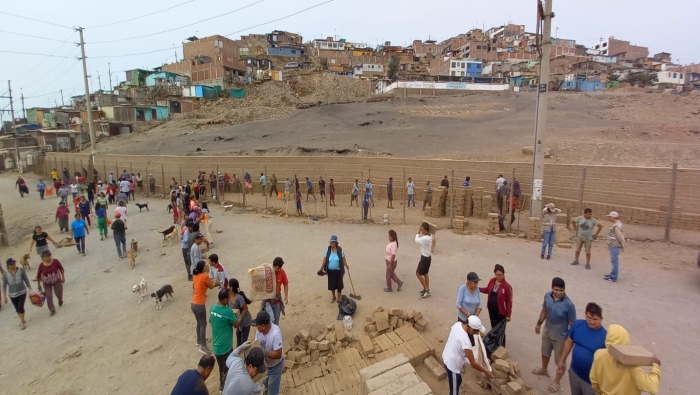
top-left (359, 353), bottom-right (410, 384)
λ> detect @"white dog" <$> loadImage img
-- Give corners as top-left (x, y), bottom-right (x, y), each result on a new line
top-left (132, 277), bottom-right (148, 304)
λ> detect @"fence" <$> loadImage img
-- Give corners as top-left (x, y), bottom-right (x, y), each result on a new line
top-left (35, 153), bottom-right (700, 247)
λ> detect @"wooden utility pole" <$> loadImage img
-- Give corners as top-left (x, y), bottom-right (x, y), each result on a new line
top-left (77, 27), bottom-right (97, 189)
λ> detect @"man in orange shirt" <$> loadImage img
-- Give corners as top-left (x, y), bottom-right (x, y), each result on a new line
top-left (262, 257), bottom-right (289, 325)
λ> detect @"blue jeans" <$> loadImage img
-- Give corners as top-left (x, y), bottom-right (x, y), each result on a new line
top-left (541, 231), bottom-right (556, 255)
top-left (114, 234), bottom-right (126, 257)
top-left (264, 358), bottom-right (284, 395)
top-left (408, 194), bottom-right (415, 207)
top-left (608, 246), bottom-right (621, 280)
top-left (74, 236), bottom-right (85, 253)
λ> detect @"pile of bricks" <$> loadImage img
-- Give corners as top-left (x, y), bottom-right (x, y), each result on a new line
top-left (365, 307), bottom-right (429, 339)
top-left (527, 217), bottom-right (542, 240)
top-left (425, 186), bottom-right (448, 218)
top-left (452, 215), bottom-right (469, 234)
top-left (287, 324), bottom-right (354, 366)
top-left (488, 213), bottom-right (500, 234)
top-left (360, 354), bottom-right (433, 395)
top-left (478, 347), bottom-right (539, 395)
top-left (481, 194), bottom-right (493, 219)
top-left (473, 187), bottom-right (485, 217)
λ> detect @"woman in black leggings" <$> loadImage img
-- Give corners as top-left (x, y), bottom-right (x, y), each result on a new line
top-left (2, 258), bottom-right (32, 330)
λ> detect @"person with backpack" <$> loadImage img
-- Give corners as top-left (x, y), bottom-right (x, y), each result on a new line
top-left (319, 235), bottom-right (350, 303)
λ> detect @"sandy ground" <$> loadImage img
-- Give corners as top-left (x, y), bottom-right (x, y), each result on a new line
top-left (1, 172), bottom-right (698, 395)
top-left (97, 89), bottom-right (700, 167)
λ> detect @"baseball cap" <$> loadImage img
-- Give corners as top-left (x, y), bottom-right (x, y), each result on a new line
top-left (6, 258), bottom-right (17, 266)
top-left (114, 212), bottom-right (121, 218)
top-left (252, 311), bottom-right (271, 326)
top-left (466, 272), bottom-right (481, 282)
top-left (245, 347), bottom-right (267, 373)
top-left (607, 211), bottom-right (619, 218)
top-left (545, 203), bottom-right (556, 209)
top-left (329, 235), bottom-right (338, 243)
top-left (467, 315), bottom-right (486, 333)
top-left (195, 233), bottom-right (204, 239)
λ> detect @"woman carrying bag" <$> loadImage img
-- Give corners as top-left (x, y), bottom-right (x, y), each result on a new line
top-left (319, 235), bottom-right (349, 303)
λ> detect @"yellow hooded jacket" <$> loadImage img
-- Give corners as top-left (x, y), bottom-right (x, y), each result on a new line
top-left (590, 324), bottom-right (661, 395)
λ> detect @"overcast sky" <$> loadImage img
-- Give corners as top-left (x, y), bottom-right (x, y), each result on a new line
top-left (1, 0), bottom-right (698, 114)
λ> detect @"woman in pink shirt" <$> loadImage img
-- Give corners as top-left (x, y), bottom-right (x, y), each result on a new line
top-left (36, 251), bottom-right (65, 316)
top-left (128, 179), bottom-right (135, 200)
top-left (384, 230), bottom-right (403, 292)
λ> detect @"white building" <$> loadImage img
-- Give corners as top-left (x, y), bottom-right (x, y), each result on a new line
top-left (353, 64), bottom-right (384, 78)
top-left (312, 39), bottom-right (346, 50)
top-left (449, 59), bottom-right (482, 77)
top-left (655, 70), bottom-right (685, 85)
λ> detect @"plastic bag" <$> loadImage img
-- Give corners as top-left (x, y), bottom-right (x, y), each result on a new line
top-left (483, 319), bottom-right (507, 359)
top-left (337, 295), bottom-right (357, 320)
top-left (248, 262), bottom-right (276, 302)
top-left (277, 192), bottom-right (283, 200)
top-left (29, 291), bottom-right (46, 308)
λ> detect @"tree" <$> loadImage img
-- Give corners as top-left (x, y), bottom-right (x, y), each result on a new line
top-left (387, 55), bottom-right (400, 81)
top-left (625, 72), bottom-right (658, 87)
top-left (608, 72), bottom-right (619, 82)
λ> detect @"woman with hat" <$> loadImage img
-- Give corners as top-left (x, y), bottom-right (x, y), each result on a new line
top-left (28, 226), bottom-right (59, 256)
top-left (319, 235), bottom-right (350, 303)
top-left (442, 315), bottom-right (493, 395)
top-left (541, 202), bottom-right (562, 260)
top-left (36, 250), bottom-right (65, 317)
top-left (456, 272), bottom-right (482, 323)
top-left (2, 258), bottom-right (32, 329)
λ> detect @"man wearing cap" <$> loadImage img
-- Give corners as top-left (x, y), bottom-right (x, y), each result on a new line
top-left (253, 311), bottom-right (284, 395)
top-left (604, 211), bottom-right (625, 283)
top-left (170, 355), bottom-right (216, 395)
top-left (190, 234), bottom-right (205, 276)
top-left (533, 277), bottom-right (576, 392)
top-left (110, 212), bottom-right (127, 258)
top-left (442, 315), bottom-right (493, 395)
top-left (223, 345), bottom-right (266, 395)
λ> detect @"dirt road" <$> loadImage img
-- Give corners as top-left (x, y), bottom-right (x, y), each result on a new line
top-left (0, 172), bottom-right (698, 395)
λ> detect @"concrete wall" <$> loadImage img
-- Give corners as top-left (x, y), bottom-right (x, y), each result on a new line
top-left (39, 153), bottom-right (700, 230)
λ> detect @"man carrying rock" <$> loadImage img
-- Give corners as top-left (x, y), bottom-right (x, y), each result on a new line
top-left (442, 316), bottom-right (493, 395)
top-left (222, 345), bottom-right (266, 395)
top-left (571, 208), bottom-right (603, 270)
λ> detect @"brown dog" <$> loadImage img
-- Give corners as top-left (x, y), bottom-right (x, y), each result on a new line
top-left (20, 254), bottom-right (31, 270)
top-left (128, 248), bottom-right (137, 269)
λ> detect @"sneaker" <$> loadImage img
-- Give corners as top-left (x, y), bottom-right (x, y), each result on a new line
top-left (425, 289), bottom-right (431, 296)
top-left (420, 290), bottom-right (428, 298)
top-left (605, 277), bottom-right (617, 283)
top-left (570, 260), bottom-right (579, 265)
top-left (541, 254), bottom-right (545, 259)
top-left (397, 282), bottom-right (403, 292)
top-left (59, 299), bottom-right (63, 307)
top-left (50, 311), bottom-right (56, 317)
top-left (603, 275), bottom-right (610, 280)
top-left (546, 255), bottom-right (551, 260)
top-left (199, 346), bottom-right (212, 355)
top-left (383, 288), bottom-right (393, 292)
top-left (585, 263), bottom-right (591, 270)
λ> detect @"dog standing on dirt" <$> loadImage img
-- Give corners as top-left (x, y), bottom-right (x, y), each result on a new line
top-left (131, 239), bottom-right (138, 252)
top-left (132, 277), bottom-right (148, 304)
top-left (128, 248), bottom-right (137, 269)
top-left (160, 226), bottom-right (178, 246)
top-left (167, 203), bottom-right (173, 213)
top-left (20, 254), bottom-right (31, 271)
top-left (151, 285), bottom-right (174, 309)
top-left (135, 203), bottom-right (149, 212)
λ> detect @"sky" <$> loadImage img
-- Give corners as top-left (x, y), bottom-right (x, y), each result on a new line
top-left (1, 0), bottom-right (698, 117)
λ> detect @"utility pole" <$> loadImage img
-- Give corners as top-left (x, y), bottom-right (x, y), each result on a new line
top-left (108, 63), bottom-right (112, 91)
top-left (77, 27), bottom-right (96, 181)
top-left (60, 89), bottom-right (64, 107)
top-left (98, 72), bottom-right (102, 92)
top-left (8, 80), bottom-right (20, 173)
top-left (174, 44), bottom-right (178, 62)
top-left (530, 0), bottom-right (554, 216)
top-left (20, 88), bottom-right (26, 118)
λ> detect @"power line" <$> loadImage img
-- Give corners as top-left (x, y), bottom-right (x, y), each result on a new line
top-left (0, 50), bottom-right (75, 58)
top-left (0, 11), bottom-right (73, 30)
top-left (90, 46), bottom-right (176, 59)
top-left (87, 0), bottom-right (197, 29)
top-left (22, 49), bottom-right (81, 90)
top-left (0, 30), bottom-right (70, 42)
top-left (89, 0), bottom-right (265, 44)
top-left (11, 32), bottom-right (77, 81)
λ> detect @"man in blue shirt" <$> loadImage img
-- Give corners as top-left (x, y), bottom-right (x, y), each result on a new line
top-left (463, 176), bottom-right (471, 187)
top-left (557, 303), bottom-right (606, 395)
top-left (533, 277), bottom-right (576, 393)
top-left (171, 355), bottom-right (216, 395)
top-left (363, 188), bottom-right (371, 220)
top-left (365, 179), bottom-right (374, 207)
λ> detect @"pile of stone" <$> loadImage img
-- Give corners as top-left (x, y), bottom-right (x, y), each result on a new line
top-left (479, 346), bottom-right (539, 395)
top-left (365, 307), bottom-right (429, 339)
top-left (527, 217), bottom-right (542, 240)
top-left (286, 324), bottom-right (354, 367)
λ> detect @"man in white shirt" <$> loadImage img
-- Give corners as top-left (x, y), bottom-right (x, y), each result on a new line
top-left (415, 222), bottom-right (433, 298)
top-left (406, 178), bottom-right (416, 208)
top-left (253, 311), bottom-right (284, 395)
top-left (119, 179), bottom-right (130, 202)
top-left (496, 174), bottom-right (506, 190)
top-left (442, 316), bottom-right (493, 395)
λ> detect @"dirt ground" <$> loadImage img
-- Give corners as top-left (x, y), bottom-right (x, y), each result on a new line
top-left (1, 172), bottom-right (698, 395)
top-left (97, 87), bottom-right (700, 167)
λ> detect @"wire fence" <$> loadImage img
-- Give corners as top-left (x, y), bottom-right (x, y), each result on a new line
top-left (33, 153), bottom-right (700, 247)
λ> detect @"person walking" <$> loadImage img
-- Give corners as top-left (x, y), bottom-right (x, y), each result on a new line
top-left (350, 179), bottom-right (359, 206)
top-left (3, 258), bottom-right (32, 330)
top-left (589, 325), bottom-right (661, 395)
top-left (533, 277), bottom-right (576, 393)
top-left (253, 311), bottom-right (284, 395)
top-left (498, 181), bottom-right (509, 215)
top-left (192, 260), bottom-right (220, 355)
top-left (229, 278), bottom-right (253, 348)
top-left (210, 288), bottom-right (240, 394)
top-left (29, 226), bottom-right (58, 256)
top-left (119, 177), bottom-right (130, 203)
top-left (604, 211), bottom-right (625, 283)
top-left (305, 177), bottom-right (315, 201)
top-left (36, 250), bottom-right (65, 317)
top-left (386, 177), bottom-right (394, 209)
top-left (406, 177), bottom-right (416, 208)
top-left (115, 200), bottom-right (127, 225)
top-left (541, 203), bottom-right (561, 260)
top-left (148, 174), bottom-right (156, 195)
top-left (128, 178), bottom-right (135, 200)
top-left (329, 178), bottom-right (336, 206)
top-left (318, 176), bottom-right (326, 203)
top-left (384, 230), bottom-right (403, 292)
top-left (55, 201), bottom-right (70, 233)
top-left (571, 208), bottom-right (603, 270)
top-left (262, 257), bottom-right (288, 325)
top-left (182, 222), bottom-right (193, 280)
top-left (415, 222), bottom-right (433, 298)
top-left (479, 264), bottom-right (513, 342)
top-left (37, 180), bottom-right (47, 200)
top-left (70, 213), bottom-right (89, 256)
top-left (111, 212), bottom-right (127, 258)
top-left (78, 195), bottom-right (92, 228)
top-left (442, 316), bottom-right (493, 395)
top-left (456, 272), bottom-right (482, 323)
top-left (222, 345), bottom-right (266, 395)
top-left (319, 235), bottom-right (349, 303)
top-left (283, 177), bottom-right (290, 201)
top-left (295, 189), bottom-right (303, 216)
top-left (269, 173), bottom-right (278, 198)
top-left (170, 355), bottom-right (216, 395)
top-left (556, 302), bottom-right (607, 395)
top-left (422, 181), bottom-right (433, 210)
top-left (106, 182), bottom-right (116, 205)
top-left (51, 168), bottom-right (58, 181)
top-left (200, 203), bottom-right (214, 246)
top-left (16, 176), bottom-right (28, 198)
top-left (362, 187), bottom-right (371, 221)
top-left (259, 173), bottom-right (267, 196)
top-left (365, 179), bottom-right (374, 207)
top-left (95, 202), bottom-right (108, 240)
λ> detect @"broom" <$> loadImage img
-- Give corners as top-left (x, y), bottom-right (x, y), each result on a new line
top-left (347, 268), bottom-right (362, 300)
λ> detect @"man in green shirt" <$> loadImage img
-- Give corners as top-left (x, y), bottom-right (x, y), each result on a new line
top-left (210, 289), bottom-right (240, 393)
top-left (571, 208), bottom-right (603, 270)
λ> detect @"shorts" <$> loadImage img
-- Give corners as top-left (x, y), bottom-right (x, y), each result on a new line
top-left (387, 193), bottom-right (393, 201)
top-left (320, 190), bottom-right (326, 195)
top-left (575, 238), bottom-right (592, 254)
top-left (541, 330), bottom-right (565, 362)
top-left (416, 255), bottom-right (431, 275)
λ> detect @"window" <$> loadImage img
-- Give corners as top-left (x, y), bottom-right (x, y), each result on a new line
top-left (602, 42), bottom-right (607, 47)
top-left (595, 45), bottom-right (600, 49)
top-left (673, 73), bottom-right (677, 78)
top-left (680, 74), bottom-right (684, 79)
top-left (452, 61), bottom-right (456, 67)
top-left (292, 50), bottom-right (297, 54)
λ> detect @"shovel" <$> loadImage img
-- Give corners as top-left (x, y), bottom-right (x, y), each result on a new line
top-left (347, 269), bottom-right (362, 300)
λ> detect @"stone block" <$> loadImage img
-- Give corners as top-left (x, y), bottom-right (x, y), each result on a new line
top-left (319, 340), bottom-right (330, 351)
top-left (413, 311), bottom-right (422, 321)
top-left (326, 332), bottom-right (337, 342)
top-left (505, 382), bottom-right (522, 395)
top-left (423, 356), bottom-right (446, 380)
top-left (415, 317), bottom-right (428, 329)
top-left (493, 347), bottom-right (510, 360)
top-left (608, 344), bottom-right (656, 366)
top-left (494, 369), bottom-right (508, 379)
top-left (389, 315), bottom-right (398, 328)
top-left (406, 310), bottom-right (416, 320)
top-left (344, 330), bottom-right (353, 342)
top-left (363, 363), bottom-right (416, 395)
top-left (511, 361), bottom-right (520, 374)
top-left (398, 382), bottom-right (432, 395)
top-left (493, 359), bottom-right (510, 373)
top-left (366, 372), bottom-right (422, 395)
top-left (311, 349), bottom-right (320, 362)
top-left (367, 324), bottom-right (377, 333)
top-left (359, 354), bottom-right (409, 384)
top-left (374, 311), bottom-right (390, 332)
top-left (299, 355), bottom-right (310, 364)
top-left (284, 358), bottom-right (297, 372)
top-left (300, 330), bottom-right (311, 341)
top-left (360, 335), bottom-right (374, 356)
top-left (386, 331), bottom-right (403, 346)
top-left (389, 308), bottom-right (403, 316)
top-left (395, 325), bottom-right (420, 342)
top-left (309, 340), bottom-right (320, 350)
top-left (396, 319), bottom-right (404, 328)
top-left (316, 334), bottom-right (326, 342)
top-left (287, 350), bottom-right (298, 362)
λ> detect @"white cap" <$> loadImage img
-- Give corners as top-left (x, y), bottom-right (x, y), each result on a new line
top-left (607, 211), bottom-right (619, 218)
top-left (467, 315), bottom-right (486, 333)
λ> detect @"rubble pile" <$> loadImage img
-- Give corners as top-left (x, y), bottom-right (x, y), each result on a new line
top-left (479, 346), bottom-right (539, 395)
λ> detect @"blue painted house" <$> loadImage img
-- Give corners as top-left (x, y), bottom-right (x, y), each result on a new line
top-left (145, 72), bottom-right (189, 87)
top-left (267, 46), bottom-right (304, 57)
top-left (182, 85), bottom-right (219, 100)
top-left (151, 105), bottom-right (170, 120)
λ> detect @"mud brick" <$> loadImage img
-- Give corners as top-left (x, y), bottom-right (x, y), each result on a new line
top-left (413, 311), bottom-right (422, 321)
top-left (423, 356), bottom-right (446, 380)
top-left (491, 378), bottom-right (507, 388)
top-left (494, 369), bottom-right (508, 379)
top-left (557, 242), bottom-right (572, 248)
top-left (399, 310), bottom-right (408, 320)
top-left (385, 331), bottom-right (403, 346)
top-left (298, 364), bottom-right (324, 384)
top-left (367, 323), bottom-right (378, 333)
top-left (396, 319), bottom-right (404, 328)
top-left (311, 378), bottom-right (326, 395)
top-left (413, 322), bottom-right (425, 332)
top-left (363, 363), bottom-right (415, 395)
top-left (406, 310), bottom-right (416, 320)
top-left (415, 317), bottom-right (428, 329)
top-left (500, 385), bottom-right (510, 395)
top-left (242, 340), bottom-right (261, 359)
top-left (374, 311), bottom-right (390, 332)
top-left (345, 330), bottom-right (353, 342)
top-left (494, 359), bottom-right (510, 373)
top-left (367, 372), bottom-right (422, 395)
top-left (359, 354), bottom-right (409, 384)
top-left (326, 332), bottom-right (337, 342)
top-left (287, 350), bottom-right (298, 362)
top-left (320, 375), bottom-right (334, 395)
top-left (360, 335), bottom-right (374, 356)
top-left (406, 338), bottom-right (430, 364)
top-left (319, 340), bottom-right (330, 351)
top-left (366, 315), bottom-right (375, 322)
top-left (608, 344), bottom-right (656, 366)
top-left (309, 340), bottom-right (320, 350)
top-left (284, 359), bottom-right (298, 372)
top-left (511, 361), bottom-right (520, 374)
top-left (332, 341), bottom-right (343, 353)
top-left (389, 315), bottom-right (398, 328)
top-left (375, 334), bottom-right (395, 351)
top-left (300, 330), bottom-right (311, 341)
top-left (299, 355), bottom-right (310, 364)
top-left (311, 349), bottom-right (320, 362)
top-left (316, 334), bottom-right (327, 342)
top-left (395, 325), bottom-right (420, 342)
top-left (376, 306), bottom-right (385, 312)
top-left (393, 344), bottom-right (415, 365)
top-left (369, 331), bottom-right (379, 339)
top-left (505, 382), bottom-right (522, 395)
top-left (493, 347), bottom-right (510, 360)
top-left (327, 324), bottom-right (335, 332)
top-left (298, 342), bottom-right (308, 351)
top-left (302, 382), bottom-right (314, 394)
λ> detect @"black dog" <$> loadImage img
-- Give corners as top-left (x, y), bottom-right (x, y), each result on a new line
top-left (158, 225), bottom-right (176, 241)
top-left (135, 203), bottom-right (149, 212)
top-left (151, 284), bottom-right (174, 309)
top-left (167, 203), bottom-right (173, 213)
